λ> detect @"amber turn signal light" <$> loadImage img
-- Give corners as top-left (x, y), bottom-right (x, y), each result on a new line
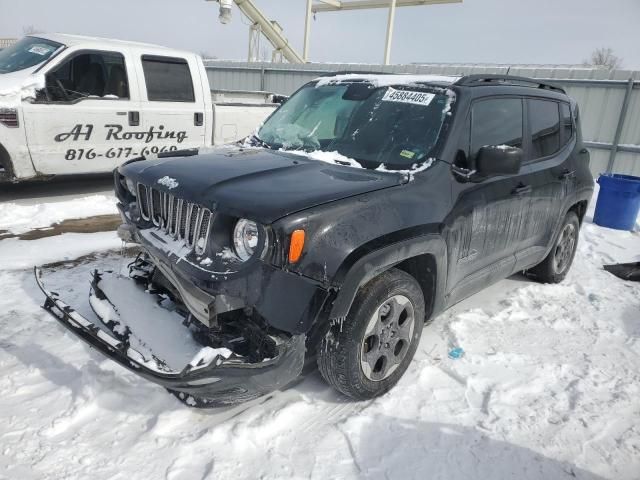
top-left (288, 229), bottom-right (305, 263)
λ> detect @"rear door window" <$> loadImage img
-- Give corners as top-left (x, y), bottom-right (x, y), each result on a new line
top-left (141, 55), bottom-right (195, 102)
top-left (529, 99), bottom-right (561, 159)
top-left (470, 98), bottom-right (523, 162)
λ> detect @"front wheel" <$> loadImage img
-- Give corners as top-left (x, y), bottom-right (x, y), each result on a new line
top-left (318, 268), bottom-right (425, 400)
top-left (527, 211), bottom-right (580, 283)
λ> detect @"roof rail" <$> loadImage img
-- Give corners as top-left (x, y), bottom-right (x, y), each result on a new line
top-left (455, 74), bottom-right (565, 93)
top-left (317, 70), bottom-right (390, 77)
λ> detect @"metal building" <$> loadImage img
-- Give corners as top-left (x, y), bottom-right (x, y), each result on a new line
top-left (0, 38), bottom-right (17, 49)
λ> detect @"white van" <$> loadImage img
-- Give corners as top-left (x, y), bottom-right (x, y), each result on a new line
top-left (0, 34), bottom-right (279, 182)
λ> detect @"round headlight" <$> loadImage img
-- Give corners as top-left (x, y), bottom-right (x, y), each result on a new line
top-left (232, 219), bottom-right (260, 261)
top-left (125, 177), bottom-right (137, 197)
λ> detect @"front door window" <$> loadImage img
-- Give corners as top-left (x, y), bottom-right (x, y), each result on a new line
top-left (43, 51), bottom-right (129, 102)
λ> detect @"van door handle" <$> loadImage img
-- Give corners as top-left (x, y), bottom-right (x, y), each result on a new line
top-left (559, 169), bottom-right (576, 180)
top-left (128, 111), bottom-right (140, 126)
top-left (194, 112), bottom-right (203, 126)
top-left (511, 184), bottom-right (532, 196)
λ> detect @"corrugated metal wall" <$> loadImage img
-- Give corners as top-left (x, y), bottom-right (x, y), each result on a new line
top-left (205, 61), bottom-right (640, 177)
top-left (0, 38), bottom-right (17, 48)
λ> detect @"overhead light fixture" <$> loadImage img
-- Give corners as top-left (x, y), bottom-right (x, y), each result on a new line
top-left (219, 0), bottom-right (233, 24)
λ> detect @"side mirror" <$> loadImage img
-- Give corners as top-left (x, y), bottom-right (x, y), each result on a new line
top-left (476, 145), bottom-right (522, 177)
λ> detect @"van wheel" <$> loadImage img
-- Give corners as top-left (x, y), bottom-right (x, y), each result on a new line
top-left (318, 268), bottom-right (425, 400)
top-left (527, 211), bottom-right (580, 283)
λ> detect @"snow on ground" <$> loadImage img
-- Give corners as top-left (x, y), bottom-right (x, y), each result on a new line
top-left (0, 195), bottom-right (639, 480)
top-left (0, 231), bottom-right (121, 270)
top-left (0, 194), bottom-right (117, 235)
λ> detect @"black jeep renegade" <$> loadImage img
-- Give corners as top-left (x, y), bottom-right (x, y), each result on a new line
top-left (38, 74), bottom-right (594, 406)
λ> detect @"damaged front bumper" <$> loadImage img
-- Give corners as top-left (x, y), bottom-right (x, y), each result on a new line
top-left (34, 268), bottom-right (305, 407)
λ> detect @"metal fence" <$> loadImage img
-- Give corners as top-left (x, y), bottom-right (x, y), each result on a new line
top-left (0, 38), bottom-right (17, 48)
top-left (205, 60), bottom-right (640, 177)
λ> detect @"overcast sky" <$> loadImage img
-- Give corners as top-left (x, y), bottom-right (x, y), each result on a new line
top-left (0, 0), bottom-right (638, 68)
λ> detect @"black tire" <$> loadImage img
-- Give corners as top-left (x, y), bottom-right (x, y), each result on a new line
top-left (527, 211), bottom-right (580, 283)
top-left (317, 268), bottom-right (425, 400)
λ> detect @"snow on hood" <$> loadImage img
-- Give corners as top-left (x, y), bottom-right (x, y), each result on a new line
top-left (157, 176), bottom-right (179, 190)
top-left (286, 149), bottom-right (437, 182)
top-left (314, 73), bottom-right (461, 88)
top-left (0, 69), bottom-right (44, 108)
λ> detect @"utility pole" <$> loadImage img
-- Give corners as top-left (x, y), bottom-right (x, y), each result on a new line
top-left (383, 0), bottom-right (397, 65)
top-left (303, 0), bottom-right (313, 62)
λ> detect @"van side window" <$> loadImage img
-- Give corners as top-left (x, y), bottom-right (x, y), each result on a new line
top-left (470, 98), bottom-right (523, 164)
top-left (45, 51), bottom-right (129, 102)
top-left (141, 56), bottom-right (195, 102)
top-left (529, 99), bottom-right (561, 158)
top-left (560, 103), bottom-right (573, 144)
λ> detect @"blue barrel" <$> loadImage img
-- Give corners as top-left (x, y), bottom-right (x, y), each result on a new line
top-left (594, 174), bottom-right (640, 230)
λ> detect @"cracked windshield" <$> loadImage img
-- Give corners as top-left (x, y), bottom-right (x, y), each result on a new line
top-left (257, 82), bottom-right (452, 169)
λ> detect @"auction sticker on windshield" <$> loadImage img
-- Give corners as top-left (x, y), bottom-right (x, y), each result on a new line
top-left (28, 45), bottom-right (55, 56)
top-left (382, 87), bottom-right (435, 106)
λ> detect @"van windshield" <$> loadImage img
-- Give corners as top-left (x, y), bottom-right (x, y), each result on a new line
top-left (0, 37), bottom-right (63, 74)
top-left (257, 82), bottom-right (452, 170)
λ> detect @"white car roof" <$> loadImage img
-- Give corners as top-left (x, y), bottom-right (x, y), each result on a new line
top-left (32, 33), bottom-right (194, 58)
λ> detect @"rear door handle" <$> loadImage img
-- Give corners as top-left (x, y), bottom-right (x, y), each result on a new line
top-left (511, 184), bottom-right (532, 196)
top-left (128, 111), bottom-right (140, 126)
top-left (559, 169), bottom-right (576, 180)
top-left (194, 112), bottom-right (204, 126)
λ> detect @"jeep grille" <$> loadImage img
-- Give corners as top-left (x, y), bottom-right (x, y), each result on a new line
top-left (136, 183), bottom-right (212, 255)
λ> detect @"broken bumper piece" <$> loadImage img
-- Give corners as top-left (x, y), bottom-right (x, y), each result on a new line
top-left (34, 268), bottom-right (305, 407)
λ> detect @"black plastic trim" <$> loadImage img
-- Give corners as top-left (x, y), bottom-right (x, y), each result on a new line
top-left (456, 74), bottom-right (566, 94)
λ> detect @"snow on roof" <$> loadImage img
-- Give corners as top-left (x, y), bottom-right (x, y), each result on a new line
top-left (314, 73), bottom-right (461, 88)
top-left (32, 33), bottom-right (194, 58)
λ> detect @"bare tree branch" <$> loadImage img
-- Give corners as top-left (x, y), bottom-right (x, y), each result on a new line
top-left (22, 25), bottom-right (42, 35)
top-left (583, 47), bottom-right (622, 70)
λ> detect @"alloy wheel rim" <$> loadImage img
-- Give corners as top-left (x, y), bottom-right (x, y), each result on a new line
top-left (360, 294), bottom-right (415, 382)
top-left (553, 223), bottom-right (576, 274)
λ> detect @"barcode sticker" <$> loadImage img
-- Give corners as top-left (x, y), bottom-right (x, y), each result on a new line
top-left (28, 45), bottom-right (53, 56)
top-left (382, 87), bottom-right (435, 106)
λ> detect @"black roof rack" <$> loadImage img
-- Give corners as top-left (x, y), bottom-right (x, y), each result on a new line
top-left (455, 74), bottom-right (565, 93)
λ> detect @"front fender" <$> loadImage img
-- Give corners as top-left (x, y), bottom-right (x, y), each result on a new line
top-left (329, 233), bottom-right (448, 321)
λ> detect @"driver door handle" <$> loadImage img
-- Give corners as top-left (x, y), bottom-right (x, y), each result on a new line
top-left (511, 183), bottom-right (532, 196)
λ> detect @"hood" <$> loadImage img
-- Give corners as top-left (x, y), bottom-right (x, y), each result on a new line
top-left (0, 68), bottom-right (43, 107)
top-left (120, 148), bottom-right (404, 223)
top-left (0, 68), bottom-right (34, 84)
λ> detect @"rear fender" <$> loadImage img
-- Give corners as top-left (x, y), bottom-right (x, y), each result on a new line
top-left (328, 234), bottom-right (447, 321)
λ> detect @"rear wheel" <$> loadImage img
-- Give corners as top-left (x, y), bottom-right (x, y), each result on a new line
top-left (527, 211), bottom-right (580, 283)
top-left (318, 268), bottom-right (425, 400)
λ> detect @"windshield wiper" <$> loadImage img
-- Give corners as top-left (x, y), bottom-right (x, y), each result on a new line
top-left (248, 134), bottom-right (276, 150)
